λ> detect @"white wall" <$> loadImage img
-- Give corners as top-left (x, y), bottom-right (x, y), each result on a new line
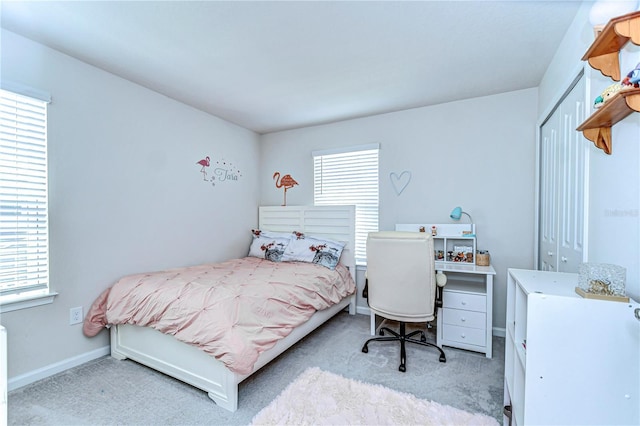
top-left (0, 30), bottom-right (261, 380)
top-left (538, 2), bottom-right (640, 300)
top-left (260, 89), bottom-right (539, 330)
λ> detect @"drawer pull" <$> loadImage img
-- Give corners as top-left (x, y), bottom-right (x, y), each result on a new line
top-left (461, 334), bottom-right (466, 338)
top-left (460, 317), bottom-right (466, 322)
top-left (461, 301), bottom-right (467, 306)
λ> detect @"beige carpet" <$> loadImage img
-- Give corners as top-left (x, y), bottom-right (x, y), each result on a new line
top-left (251, 367), bottom-right (500, 425)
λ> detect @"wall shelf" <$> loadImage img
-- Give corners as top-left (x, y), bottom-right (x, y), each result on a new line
top-left (582, 11), bottom-right (640, 81)
top-left (578, 11), bottom-right (640, 155)
top-left (576, 88), bottom-right (640, 154)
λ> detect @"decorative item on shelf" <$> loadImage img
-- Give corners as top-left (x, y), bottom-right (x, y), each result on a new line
top-left (593, 24), bottom-right (605, 39)
top-left (449, 206), bottom-right (475, 235)
top-left (622, 62), bottom-right (640, 89)
top-left (453, 245), bottom-right (473, 263)
top-left (273, 171), bottom-right (298, 206)
top-left (431, 225), bottom-right (437, 236)
top-left (589, 0), bottom-right (639, 37)
top-left (575, 262), bottom-right (629, 302)
top-left (593, 82), bottom-right (623, 109)
top-left (476, 250), bottom-right (490, 266)
top-left (419, 226), bottom-right (426, 233)
top-left (436, 250), bottom-right (444, 260)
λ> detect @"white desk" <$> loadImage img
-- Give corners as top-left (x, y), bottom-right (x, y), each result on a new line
top-left (367, 261), bottom-right (496, 358)
top-left (435, 262), bottom-right (495, 358)
top-left (371, 223), bottom-right (496, 358)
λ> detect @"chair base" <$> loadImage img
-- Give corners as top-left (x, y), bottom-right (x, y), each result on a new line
top-left (362, 322), bottom-right (446, 372)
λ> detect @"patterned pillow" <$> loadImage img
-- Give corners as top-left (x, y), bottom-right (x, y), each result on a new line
top-left (248, 236), bottom-right (290, 262)
top-left (281, 234), bottom-right (346, 270)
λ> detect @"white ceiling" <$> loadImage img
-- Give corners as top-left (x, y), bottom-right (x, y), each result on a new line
top-left (1, 1), bottom-right (582, 134)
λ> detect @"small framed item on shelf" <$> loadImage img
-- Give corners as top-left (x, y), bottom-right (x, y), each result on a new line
top-left (453, 245), bottom-right (473, 262)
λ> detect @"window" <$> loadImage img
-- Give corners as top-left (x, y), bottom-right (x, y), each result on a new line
top-left (0, 87), bottom-right (51, 307)
top-left (313, 144), bottom-right (379, 265)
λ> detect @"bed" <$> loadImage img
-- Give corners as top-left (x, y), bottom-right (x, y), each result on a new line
top-left (84, 205), bottom-right (356, 412)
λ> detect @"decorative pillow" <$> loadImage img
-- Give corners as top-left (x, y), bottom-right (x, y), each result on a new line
top-left (248, 236), bottom-right (290, 262)
top-left (281, 234), bottom-right (346, 270)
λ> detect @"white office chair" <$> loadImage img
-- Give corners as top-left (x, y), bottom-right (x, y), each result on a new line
top-left (362, 231), bottom-right (446, 372)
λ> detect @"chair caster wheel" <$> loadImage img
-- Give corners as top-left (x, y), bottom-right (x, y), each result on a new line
top-left (362, 346), bottom-right (368, 353)
top-left (399, 364), bottom-right (406, 372)
top-left (379, 330), bottom-right (385, 336)
top-left (439, 355), bottom-right (446, 362)
top-left (420, 335), bottom-right (427, 343)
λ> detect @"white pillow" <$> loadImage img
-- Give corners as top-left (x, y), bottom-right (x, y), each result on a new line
top-left (281, 235), bottom-right (346, 270)
top-left (248, 236), bottom-right (290, 262)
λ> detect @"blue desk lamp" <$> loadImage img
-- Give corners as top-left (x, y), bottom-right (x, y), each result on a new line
top-left (450, 206), bottom-right (475, 236)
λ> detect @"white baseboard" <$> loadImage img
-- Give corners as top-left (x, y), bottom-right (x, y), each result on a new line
top-left (492, 327), bottom-right (506, 338)
top-left (8, 345), bottom-right (110, 391)
top-left (355, 306), bottom-right (370, 316)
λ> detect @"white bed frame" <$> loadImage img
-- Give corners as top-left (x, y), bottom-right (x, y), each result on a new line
top-left (109, 205), bottom-right (356, 412)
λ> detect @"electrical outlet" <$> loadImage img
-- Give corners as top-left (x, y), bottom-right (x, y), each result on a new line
top-left (69, 306), bottom-right (83, 325)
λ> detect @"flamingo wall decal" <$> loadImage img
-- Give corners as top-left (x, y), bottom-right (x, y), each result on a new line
top-left (273, 171), bottom-right (298, 206)
top-left (196, 156), bottom-right (210, 180)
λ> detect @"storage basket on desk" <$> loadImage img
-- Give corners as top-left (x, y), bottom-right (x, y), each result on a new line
top-left (476, 250), bottom-right (490, 266)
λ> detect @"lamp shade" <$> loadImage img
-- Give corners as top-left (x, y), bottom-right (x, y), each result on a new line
top-left (450, 207), bottom-right (474, 229)
top-left (450, 206), bottom-right (463, 220)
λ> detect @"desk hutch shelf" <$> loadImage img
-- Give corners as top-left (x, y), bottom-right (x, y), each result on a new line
top-left (395, 223), bottom-right (476, 264)
top-left (578, 10), bottom-right (640, 154)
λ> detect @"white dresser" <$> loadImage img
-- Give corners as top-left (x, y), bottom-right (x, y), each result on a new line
top-left (504, 268), bottom-right (640, 426)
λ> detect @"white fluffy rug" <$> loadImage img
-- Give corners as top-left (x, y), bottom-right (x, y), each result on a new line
top-left (251, 367), bottom-right (499, 425)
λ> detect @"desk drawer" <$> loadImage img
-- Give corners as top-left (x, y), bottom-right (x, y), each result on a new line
top-left (442, 324), bottom-right (486, 346)
top-left (443, 291), bottom-right (486, 313)
top-left (442, 308), bottom-right (486, 330)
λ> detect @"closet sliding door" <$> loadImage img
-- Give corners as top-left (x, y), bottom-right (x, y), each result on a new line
top-left (538, 72), bottom-right (588, 272)
top-left (539, 108), bottom-right (560, 271)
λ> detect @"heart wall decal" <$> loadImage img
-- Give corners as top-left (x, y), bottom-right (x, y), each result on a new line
top-left (390, 171), bottom-right (411, 195)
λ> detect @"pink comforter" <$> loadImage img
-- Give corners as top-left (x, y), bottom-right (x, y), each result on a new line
top-left (84, 257), bottom-right (355, 374)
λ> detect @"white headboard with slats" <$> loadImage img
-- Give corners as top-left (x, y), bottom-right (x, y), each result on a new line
top-left (259, 205), bottom-right (356, 281)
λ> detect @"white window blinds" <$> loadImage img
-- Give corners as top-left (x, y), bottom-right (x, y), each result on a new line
top-left (0, 89), bottom-right (49, 296)
top-left (313, 144), bottom-right (379, 264)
